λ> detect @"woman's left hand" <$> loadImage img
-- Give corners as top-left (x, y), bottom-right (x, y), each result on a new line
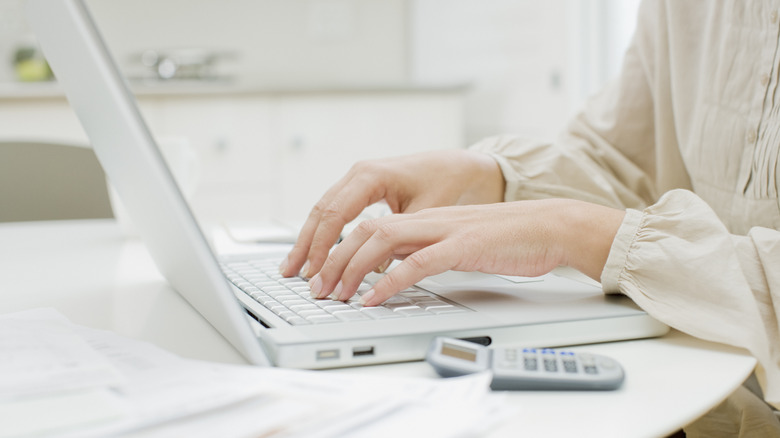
top-left (307, 198), bottom-right (626, 306)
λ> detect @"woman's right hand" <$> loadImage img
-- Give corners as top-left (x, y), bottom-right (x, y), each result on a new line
top-left (279, 149), bottom-right (505, 278)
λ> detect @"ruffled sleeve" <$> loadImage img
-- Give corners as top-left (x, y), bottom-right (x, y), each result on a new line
top-left (602, 189), bottom-right (780, 408)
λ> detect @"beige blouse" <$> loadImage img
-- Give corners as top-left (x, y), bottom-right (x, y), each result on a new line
top-left (472, 0), bottom-right (780, 407)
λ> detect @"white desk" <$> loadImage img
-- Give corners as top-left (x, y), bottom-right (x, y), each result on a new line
top-left (0, 219), bottom-right (757, 437)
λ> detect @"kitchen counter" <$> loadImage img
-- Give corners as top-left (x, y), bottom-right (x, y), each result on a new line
top-left (0, 79), bottom-right (468, 100)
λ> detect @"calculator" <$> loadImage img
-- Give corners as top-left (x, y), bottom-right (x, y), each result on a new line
top-left (426, 337), bottom-right (625, 391)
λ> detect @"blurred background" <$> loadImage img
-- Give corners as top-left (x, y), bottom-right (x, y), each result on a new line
top-left (0, 0), bottom-right (640, 226)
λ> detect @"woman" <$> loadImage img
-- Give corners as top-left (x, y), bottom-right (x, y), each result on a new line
top-left (280, 1), bottom-right (780, 434)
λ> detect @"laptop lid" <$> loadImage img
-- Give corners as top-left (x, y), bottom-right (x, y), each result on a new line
top-left (25, 0), bottom-right (272, 366)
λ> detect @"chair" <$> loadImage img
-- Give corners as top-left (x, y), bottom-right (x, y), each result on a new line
top-left (0, 140), bottom-right (114, 222)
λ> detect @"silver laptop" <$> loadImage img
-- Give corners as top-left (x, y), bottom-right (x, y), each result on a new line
top-left (26, 0), bottom-right (668, 369)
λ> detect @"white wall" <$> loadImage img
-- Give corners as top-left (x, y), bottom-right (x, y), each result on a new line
top-left (0, 0), bottom-right (32, 82)
top-left (0, 0), bottom-right (410, 86)
top-left (84, 0), bottom-right (410, 87)
top-left (411, 0), bottom-right (571, 143)
top-left (411, 0), bottom-right (641, 144)
top-left (2, 0), bottom-right (640, 145)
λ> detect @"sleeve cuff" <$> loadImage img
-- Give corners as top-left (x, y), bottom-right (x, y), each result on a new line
top-left (468, 136), bottom-right (526, 202)
top-left (601, 208), bottom-right (644, 294)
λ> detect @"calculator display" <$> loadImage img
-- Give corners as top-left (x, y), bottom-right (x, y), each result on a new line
top-left (440, 341), bottom-right (478, 362)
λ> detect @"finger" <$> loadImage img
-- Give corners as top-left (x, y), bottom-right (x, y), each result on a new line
top-left (330, 217), bottom-right (447, 301)
top-left (281, 168), bottom-right (385, 278)
top-left (360, 241), bottom-right (458, 306)
top-left (303, 178), bottom-right (386, 278)
top-left (308, 218), bottom-right (378, 298)
top-left (374, 258), bottom-right (392, 274)
top-left (281, 175), bottom-right (353, 277)
top-left (281, 209), bottom-right (329, 278)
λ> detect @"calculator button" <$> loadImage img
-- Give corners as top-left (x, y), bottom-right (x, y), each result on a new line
top-left (523, 357), bottom-right (538, 371)
top-left (563, 359), bottom-right (578, 373)
top-left (584, 365), bottom-right (599, 374)
top-left (543, 359), bottom-right (558, 372)
top-left (598, 358), bottom-right (617, 370)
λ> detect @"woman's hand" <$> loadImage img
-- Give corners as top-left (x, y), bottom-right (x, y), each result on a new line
top-left (308, 199), bottom-right (626, 306)
top-left (279, 150), bottom-right (505, 278)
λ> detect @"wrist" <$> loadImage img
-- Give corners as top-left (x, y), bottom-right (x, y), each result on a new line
top-left (456, 150), bottom-right (506, 205)
top-left (558, 200), bottom-right (626, 283)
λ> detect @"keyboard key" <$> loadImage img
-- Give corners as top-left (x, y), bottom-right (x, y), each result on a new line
top-left (332, 310), bottom-right (370, 322)
top-left (247, 289), bottom-right (268, 298)
top-left (306, 314), bottom-right (339, 324)
top-left (269, 305), bottom-right (289, 316)
top-left (252, 281), bottom-right (281, 288)
top-left (383, 295), bottom-right (409, 305)
top-left (277, 298), bottom-right (308, 306)
top-left (252, 296), bottom-right (276, 306)
top-left (427, 306), bottom-right (466, 314)
top-left (411, 300), bottom-right (447, 308)
top-left (276, 310), bottom-right (296, 320)
top-left (298, 309), bottom-right (329, 318)
top-left (287, 303), bottom-right (317, 312)
top-left (321, 303), bottom-right (350, 312)
top-left (383, 302), bottom-right (417, 310)
top-left (394, 307), bottom-right (428, 316)
top-left (356, 282), bottom-right (373, 293)
top-left (315, 300), bottom-right (346, 309)
top-left (286, 316), bottom-right (310, 326)
top-left (222, 258), bottom-right (470, 326)
top-left (266, 289), bottom-right (295, 298)
top-left (398, 290), bottom-right (429, 298)
top-left (360, 307), bottom-right (403, 319)
top-left (279, 278), bottom-right (305, 286)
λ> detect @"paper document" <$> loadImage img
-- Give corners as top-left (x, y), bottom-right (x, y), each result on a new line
top-left (0, 308), bottom-right (512, 438)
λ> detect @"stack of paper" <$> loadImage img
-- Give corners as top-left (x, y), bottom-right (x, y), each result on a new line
top-left (0, 309), bottom-right (511, 438)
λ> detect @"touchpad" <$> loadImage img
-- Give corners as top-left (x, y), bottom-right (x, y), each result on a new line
top-left (425, 270), bottom-right (544, 287)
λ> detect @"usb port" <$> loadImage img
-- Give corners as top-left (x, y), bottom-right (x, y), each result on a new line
top-left (352, 346), bottom-right (375, 357)
top-left (316, 349), bottom-right (340, 360)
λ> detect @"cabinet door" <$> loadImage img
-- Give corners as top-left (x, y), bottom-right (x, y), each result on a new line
top-left (269, 93), bottom-right (464, 222)
top-left (154, 95), bottom-right (274, 186)
top-left (149, 95), bottom-right (277, 223)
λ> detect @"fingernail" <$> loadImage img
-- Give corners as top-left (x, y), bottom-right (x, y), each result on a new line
top-left (331, 281), bottom-right (343, 301)
top-left (359, 289), bottom-right (375, 306)
top-left (301, 260), bottom-right (311, 278)
top-left (309, 274), bottom-right (322, 298)
top-left (278, 256), bottom-right (289, 275)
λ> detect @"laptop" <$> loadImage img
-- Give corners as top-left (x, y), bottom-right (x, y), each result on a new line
top-left (26, 0), bottom-right (668, 369)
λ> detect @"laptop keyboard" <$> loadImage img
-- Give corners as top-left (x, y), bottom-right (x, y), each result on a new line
top-left (221, 259), bottom-right (468, 325)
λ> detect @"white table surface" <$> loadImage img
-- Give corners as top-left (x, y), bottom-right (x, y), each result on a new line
top-left (0, 219), bottom-right (758, 437)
